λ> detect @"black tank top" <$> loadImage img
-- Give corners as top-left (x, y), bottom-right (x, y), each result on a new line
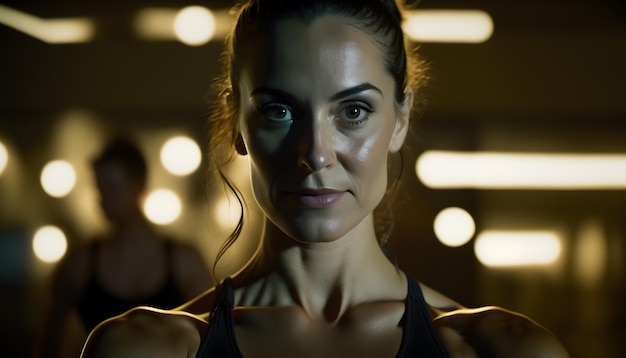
top-left (77, 240), bottom-right (186, 331)
top-left (195, 275), bottom-right (449, 357)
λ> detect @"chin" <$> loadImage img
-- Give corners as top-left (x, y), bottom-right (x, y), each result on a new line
top-left (277, 216), bottom-right (353, 244)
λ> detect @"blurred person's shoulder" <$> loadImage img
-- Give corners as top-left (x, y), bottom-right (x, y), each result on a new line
top-left (82, 306), bottom-right (207, 358)
top-left (168, 238), bottom-right (206, 261)
top-left (51, 240), bottom-right (99, 294)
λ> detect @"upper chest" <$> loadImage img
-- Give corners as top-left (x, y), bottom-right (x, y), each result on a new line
top-left (231, 302), bottom-right (406, 358)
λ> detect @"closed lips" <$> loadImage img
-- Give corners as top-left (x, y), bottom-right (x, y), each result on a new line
top-left (286, 188), bottom-right (346, 208)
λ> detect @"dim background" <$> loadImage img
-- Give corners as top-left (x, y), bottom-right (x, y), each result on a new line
top-left (0, 0), bottom-right (625, 357)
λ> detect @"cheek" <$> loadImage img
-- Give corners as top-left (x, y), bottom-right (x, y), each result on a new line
top-left (348, 122), bottom-right (393, 178)
top-left (249, 165), bottom-right (271, 208)
top-left (252, 128), bottom-right (287, 157)
top-left (356, 134), bottom-right (389, 164)
top-left (247, 145), bottom-right (281, 212)
top-left (346, 134), bottom-right (391, 209)
top-left (242, 114), bottom-right (291, 163)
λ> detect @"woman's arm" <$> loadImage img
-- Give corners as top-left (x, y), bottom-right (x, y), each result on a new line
top-left (434, 306), bottom-right (570, 358)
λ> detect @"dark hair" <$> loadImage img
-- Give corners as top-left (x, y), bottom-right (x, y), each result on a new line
top-left (207, 0), bottom-right (428, 271)
top-left (92, 136), bottom-right (147, 183)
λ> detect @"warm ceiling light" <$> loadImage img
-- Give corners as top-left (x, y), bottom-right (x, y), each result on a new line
top-left (0, 4), bottom-right (94, 44)
top-left (214, 196), bottom-right (243, 229)
top-left (160, 136), bottom-right (202, 176)
top-left (134, 8), bottom-right (179, 41)
top-left (134, 7), bottom-right (233, 42)
top-left (433, 207), bottom-right (475, 247)
top-left (403, 10), bottom-right (493, 43)
top-left (174, 6), bottom-right (215, 46)
top-left (143, 189), bottom-right (182, 225)
top-left (0, 141), bottom-right (8, 175)
top-left (474, 230), bottom-right (562, 267)
top-left (32, 226), bottom-right (68, 263)
top-left (40, 160), bottom-right (76, 198)
top-left (416, 151), bottom-right (626, 190)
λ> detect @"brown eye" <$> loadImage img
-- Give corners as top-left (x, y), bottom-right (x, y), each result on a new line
top-left (346, 106), bottom-right (362, 119)
top-left (337, 101), bottom-right (373, 127)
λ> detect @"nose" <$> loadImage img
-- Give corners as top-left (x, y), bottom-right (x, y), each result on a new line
top-left (297, 117), bottom-right (337, 172)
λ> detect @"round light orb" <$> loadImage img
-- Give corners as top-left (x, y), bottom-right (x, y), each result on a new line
top-left (214, 196), bottom-right (243, 229)
top-left (433, 207), bottom-right (476, 247)
top-left (174, 6), bottom-right (215, 46)
top-left (40, 160), bottom-right (76, 198)
top-left (32, 226), bottom-right (68, 263)
top-left (143, 189), bottom-right (182, 225)
top-left (160, 136), bottom-right (202, 176)
top-left (0, 141), bottom-right (7, 175)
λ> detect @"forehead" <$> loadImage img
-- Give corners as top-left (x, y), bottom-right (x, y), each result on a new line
top-left (239, 15), bottom-right (393, 97)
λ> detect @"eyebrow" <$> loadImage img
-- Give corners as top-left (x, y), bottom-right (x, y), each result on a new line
top-left (330, 83), bottom-right (383, 101)
top-left (249, 82), bottom-right (383, 102)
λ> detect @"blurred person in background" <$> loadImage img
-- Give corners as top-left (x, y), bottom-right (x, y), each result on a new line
top-left (34, 136), bottom-right (211, 357)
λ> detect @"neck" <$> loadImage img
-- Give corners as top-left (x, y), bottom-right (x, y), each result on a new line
top-left (242, 215), bottom-right (405, 321)
top-left (111, 212), bottom-right (157, 244)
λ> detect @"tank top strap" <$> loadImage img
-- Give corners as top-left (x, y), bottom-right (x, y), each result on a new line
top-left (396, 275), bottom-right (449, 357)
top-left (210, 277), bottom-right (234, 315)
top-left (196, 277), bottom-right (241, 358)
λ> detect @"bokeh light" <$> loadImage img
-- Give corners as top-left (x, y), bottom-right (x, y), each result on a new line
top-left (575, 219), bottom-right (607, 287)
top-left (434, 207), bottom-right (476, 247)
top-left (416, 150), bottom-right (626, 189)
top-left (474, 230), bottom-right (562, 267)
top-left (403, 10), bottom-right (493, 43)
top-left (143, 189), bottom-right (182, 225)
top-left (174, 6), bottom-right (215, 46)
top-left (0, 4), bottom-right (94, 44)
top-left (32, 226), bottom-right (68, 263)
top-left (40, 160), bottom-right (76, 198)
top-left (0, 140), bottom-right (7, 175)
top-left (214, 196), bottom-right (243, 229)
top-left (160, 136), bottom-right (201, 176)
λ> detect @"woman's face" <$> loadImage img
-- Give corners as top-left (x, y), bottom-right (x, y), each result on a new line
top-left (237, 15), bottom-right (411, 243)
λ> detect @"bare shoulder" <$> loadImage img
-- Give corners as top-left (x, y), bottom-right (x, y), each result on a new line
top-left (81, 307), bottom-right (207, 358)
top-left (418, 282), bottom-right (464, 312)
top-left (434, 306), bottom-right (570, 358)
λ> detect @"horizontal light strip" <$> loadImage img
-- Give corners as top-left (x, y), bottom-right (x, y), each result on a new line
top-left (134, 8), bottom-right (179, 41)
top-left (134, 7), bottom-right (234, 44)
top-left (0, 4), bottom-right (94, 44)
top-left (1, 6), bottom-right (492, 45)
top-left (135, 7), bottom-right (490, 44)
top-left (402, 10), bottom-right (493, 43)
top-left (474, 230), bottom-right (562, 267)
top-left (416, 151), bottom-right (626, 190)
